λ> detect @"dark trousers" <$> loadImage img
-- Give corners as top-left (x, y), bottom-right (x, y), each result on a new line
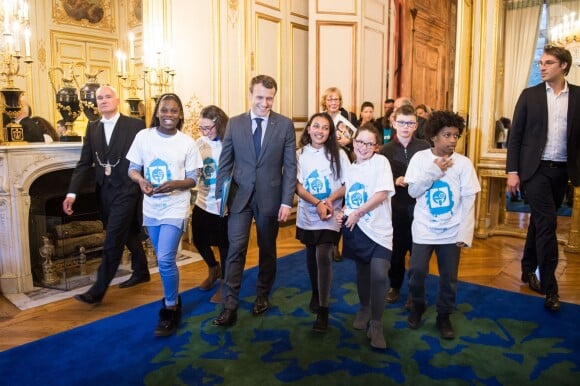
top-left (223, 196), bottom-right (280, 310)
top-left (409, 243), bottom-right (460, 314)
top-left (88, 182), bottom-right (145, 298)
top-left (521, 164), bottom-right (568, 295)
top-left (389, 204), bottom-right (414, 290)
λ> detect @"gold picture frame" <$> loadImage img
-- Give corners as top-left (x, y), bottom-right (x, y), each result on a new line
top-left (52, 0), bottom-right (115, 32)
top-left (128, 0), bottom-right (143, 28)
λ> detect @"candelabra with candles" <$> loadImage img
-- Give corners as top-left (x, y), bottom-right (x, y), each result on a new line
top-left (0, 0), bottom-right (32, 144)
top-left (144, 50), bottom-right (175, 101)
top-left (117, 34), bottom-right (144, 119)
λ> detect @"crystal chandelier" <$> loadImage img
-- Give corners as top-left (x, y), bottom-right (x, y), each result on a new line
top-left (550, 11), bottom-right (580, 66)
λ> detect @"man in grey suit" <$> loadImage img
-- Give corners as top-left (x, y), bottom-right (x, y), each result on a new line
top-left (507, 45), bottom-right (580, 312)
top-left (213, 75), bottom-right (297, 326)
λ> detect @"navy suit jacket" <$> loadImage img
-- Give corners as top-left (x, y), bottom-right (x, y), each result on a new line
top-left (506, 82), bottom-right (580, 186)
top-left (216, 110), bottom-right (297, 216)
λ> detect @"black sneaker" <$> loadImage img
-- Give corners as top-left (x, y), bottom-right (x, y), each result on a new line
top-left (436, 313), bottom-right (455, 339)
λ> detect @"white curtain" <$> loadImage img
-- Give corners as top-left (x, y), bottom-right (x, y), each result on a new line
top-left (502, 2), bottom-right (542, 119)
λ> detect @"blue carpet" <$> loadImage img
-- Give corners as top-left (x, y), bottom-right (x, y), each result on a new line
top-left (1, 249), bottom-right (579, 385)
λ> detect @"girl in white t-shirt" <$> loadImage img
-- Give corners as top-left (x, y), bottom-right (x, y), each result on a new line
top-left (127, 93), bottom-right (203, 337)
top-left (296, 112), bottom-right (350, 333)
top-left (337, 125), bottom-right (395, 350)
top-left (191, 106), bottom-right (230, 303)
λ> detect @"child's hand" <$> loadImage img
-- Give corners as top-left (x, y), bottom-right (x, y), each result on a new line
top-left (395, 176), bottom-right (407, 187)
top-left (456, 241), bottom-right (467, 248)
top-left (434, 156), bottom-right (454, 172)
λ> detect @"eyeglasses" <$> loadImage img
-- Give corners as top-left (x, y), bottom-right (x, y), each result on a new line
top-left (199, 124), bottom-right (216, 132)
top-left (440, 132), bottom-right (461, 140)
top-left (537, 60), bottom-right (559, 67)
top-left (395, 120), bottom-right (417, 127)
top-left (325, 97), bottom-right (340, 102)
top-left (354, 139), bottom-right (376, 148)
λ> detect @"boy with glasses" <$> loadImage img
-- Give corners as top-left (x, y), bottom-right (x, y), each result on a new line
top-left (379, 105), bottom-right (430, 305)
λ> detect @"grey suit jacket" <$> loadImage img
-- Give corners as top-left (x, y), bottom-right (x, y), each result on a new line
top-left (506, 82), bottom-right (580, 186)
top-left (216, 110), bottom-right (297, 216)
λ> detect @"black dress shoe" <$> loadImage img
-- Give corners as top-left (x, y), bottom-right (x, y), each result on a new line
top-left (74, 292), bottom-right (102, 305)
top-left (521, 272), bottom-right (543, 294)
top-left (213, 308), bottom-right (237, 327)
top-left (119, 274), bottom-right (151, 288)
top-left (252, 295), bottom-right (270, 316)
top-left (544, 294), bottom-right (561, 312)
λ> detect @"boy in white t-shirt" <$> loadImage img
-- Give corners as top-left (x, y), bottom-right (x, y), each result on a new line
top-left (404, 110), bottom-right (480, 340)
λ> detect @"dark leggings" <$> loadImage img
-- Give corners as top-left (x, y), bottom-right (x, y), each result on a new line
top-left (356, 257), bottom-right (390, 321)
top-left (306, 243), bottom-right (334, 307)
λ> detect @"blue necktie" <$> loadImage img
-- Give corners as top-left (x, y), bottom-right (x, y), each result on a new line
top-left (253, 118), bottom-right (263, 157)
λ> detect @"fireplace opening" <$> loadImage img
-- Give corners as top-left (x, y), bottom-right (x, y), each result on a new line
top-left (28, 169), bottom-right (103, 288)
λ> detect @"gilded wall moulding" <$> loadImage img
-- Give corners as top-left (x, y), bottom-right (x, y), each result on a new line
top-left (37, 41), bottom-right (47, 70)
top-left (228, 0), bottom-right (239, 27)
top-left (52, 0), bottom-right (116, 33)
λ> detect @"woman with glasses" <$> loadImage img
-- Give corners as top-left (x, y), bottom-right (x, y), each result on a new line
top-left (191, 105), bottom-right (230, 303)
top-left (320, 87), bottom-right (358, 161)
top-left (337, 123), bottom-right (395, 349)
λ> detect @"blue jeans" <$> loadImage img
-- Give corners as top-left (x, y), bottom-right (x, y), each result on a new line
top-left (408, 243), bottom-right (460, 314)
top-left (147, 224), bottom-right (183, 306)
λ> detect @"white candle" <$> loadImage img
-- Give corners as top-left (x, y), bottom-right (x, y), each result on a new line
top-left (4, 0), bottom-right (11, 34)
top-left (22, 1), bottom-right (28, 21)
top-left (12, 20), bottom-right (20, 52)
top-left (23, 26), bottom-right (30, 56)
top-left (117, 49), bottom-right (123, 74)
top-left (122, 54), bottom-right (127, 75)
top-left (129, 32), bottom-right (135, 59)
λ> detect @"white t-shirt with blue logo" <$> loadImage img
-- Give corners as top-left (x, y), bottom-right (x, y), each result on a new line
top-left (195, 136), bottom-right (222, 215)
top-left (296, 144), bottom-right (351, 231)
top-left (126, 127), bottom-right (203, 221)
top-left (405, 149), bottom-right (481, 245)
top-left (344, 154), bottom-right (395, 250)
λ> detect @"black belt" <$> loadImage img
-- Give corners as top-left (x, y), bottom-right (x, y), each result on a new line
top-left (540, 160), bottom-right (566, 168)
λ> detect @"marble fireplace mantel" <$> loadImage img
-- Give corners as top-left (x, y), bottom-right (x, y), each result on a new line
top-left (0, 143), bottom-right (82, 294)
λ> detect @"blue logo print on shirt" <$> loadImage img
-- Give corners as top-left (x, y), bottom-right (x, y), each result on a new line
top-left (202, 157), bottom-right (217, 186)
top-left (305, 170), bottom-right (331, 200)
top-left (146, 158), bottom-right (172, 187)
top-left (425, 180), bottom-right (454, 217)
top-left (345, 182), bottom-right (368, 209)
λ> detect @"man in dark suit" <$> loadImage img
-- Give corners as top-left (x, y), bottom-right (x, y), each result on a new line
top-left (213, 75), bottom-right (297, 326)
top-left (507, 45), bottom-right (580, 312)
top-left (12, 100), bottom-right (45, 142)
top-left (63, 85), bottom-right (150, 305)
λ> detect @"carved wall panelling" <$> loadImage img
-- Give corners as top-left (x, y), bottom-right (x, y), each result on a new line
top-left (50, 31), bottom-right (117, 134)
top-left (290, 23), bottom-right (309, 122)
top-left (363, 1), bottom-right (386, 24)
top-left (402, 1), bottom-right (453, 111)
top-left (256, 0), bottom-right (281, 12)
top-left (361, 26), bottom-right (386, 113)
top-left (289, 0), bottom-right (308, 19)
top-left (316, 22), bottom-right (357, 113)
top-left (317, 0), bottom-right (357, 15)
top-left (249, 1), bottom-right (308, 132)
top-left (254, 13), bottom-right (282, 112)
